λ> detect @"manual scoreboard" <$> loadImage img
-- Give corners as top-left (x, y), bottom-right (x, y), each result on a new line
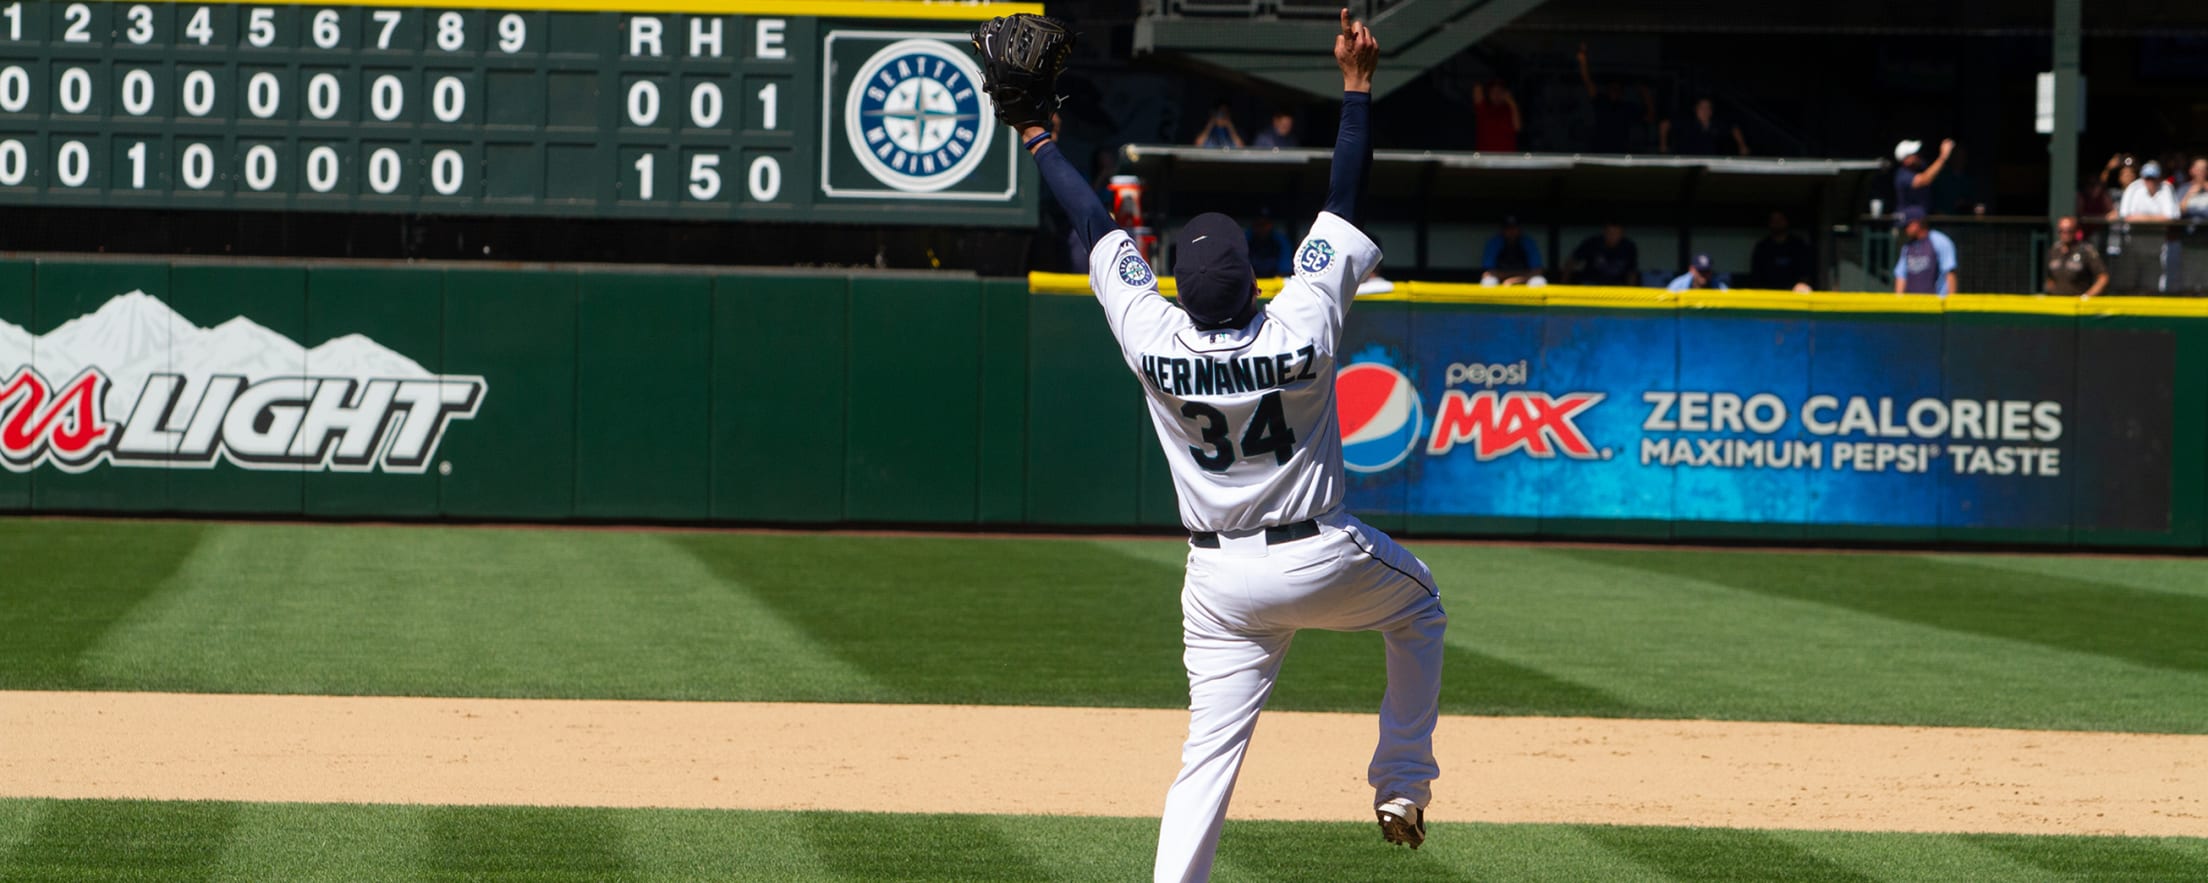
top-left (0, 0), bottom-right (1038, 225)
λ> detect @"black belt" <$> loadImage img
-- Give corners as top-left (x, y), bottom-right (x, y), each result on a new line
top-left (1189, 519), bottom-right (1321, 549)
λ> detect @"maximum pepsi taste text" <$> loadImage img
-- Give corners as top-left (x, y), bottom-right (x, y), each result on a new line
top-left (1638, 391), bottom-right (2064, 476)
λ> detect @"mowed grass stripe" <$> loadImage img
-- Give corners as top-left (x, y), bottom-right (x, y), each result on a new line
top-left (0, 520), bottom-right (206, 687)
top-left (1934, 552), bottom-right (2208, 600)
top-left (6, 518), bottom-right (2208, 732)
top-left (3, 799), bottom-right (2207, 882)
top-left (70, 526), bottom-right (878, 700)
top-left (1412, 544), bottom-right (2208, 732)
top-left (1557, 548), bottom-right (2208, 673)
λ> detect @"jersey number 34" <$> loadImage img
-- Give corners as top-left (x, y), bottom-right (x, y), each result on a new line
top-left (1181, 391), bottom-right (1297, 472)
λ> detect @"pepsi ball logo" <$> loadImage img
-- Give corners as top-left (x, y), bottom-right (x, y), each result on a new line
top-left (1336, 362), bottom-right (1422, 473)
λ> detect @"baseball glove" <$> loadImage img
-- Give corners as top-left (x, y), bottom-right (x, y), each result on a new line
top-left (969, 14), bottom-right (1076, 130)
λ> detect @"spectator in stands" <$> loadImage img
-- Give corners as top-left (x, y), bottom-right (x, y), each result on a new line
top-left (1480, 216), bottom-right (1546, 286)
top-left (2099, 154), bottom-right (2138, 219)
top-left (1193, 101), bottom-right (1244, 149)
top-left (1661, 97), bottom-right (1747, 156)
top-left (1667, 254), bottom-right (1725, 292)
top-left (2180, 158), bottom-right (2208, 220)
top-left (1748, 211), bottom-right (1815, 291)
top-left (2044, 216), bottom-right (2109, 298)
top-left (1472, 80), bottom-right (1521, 152)
top-left (1252, 111), bottom-right (1299, 149)
top-left (1245, 210), bottom-right (1292, 277)
top-left (1565, 221), bottom-right (1639, 285)
top-left (1893, 206), bottom-right (1957, 296)
top-left (1891, 138), bottom-right (1954, 220)
top-left (2120, 161), bottom-right (2177, 220)
top-left (2118, 162), bottom-right (2180, 292)
top-left (1577, 43), bottom-right (1654, 153)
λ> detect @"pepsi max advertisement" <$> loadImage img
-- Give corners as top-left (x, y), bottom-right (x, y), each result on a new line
top-left (1337, 308), bottom-right (2180, 532)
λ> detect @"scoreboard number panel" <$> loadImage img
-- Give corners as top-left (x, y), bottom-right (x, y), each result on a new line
top-left (0, 1), bottom-right (1036, 226)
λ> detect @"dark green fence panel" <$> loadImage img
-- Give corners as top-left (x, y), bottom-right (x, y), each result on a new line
top-left (2072, 315), bottom-right (2208, 549)
top-left (977, 279), bottom-right (1030, 525)
top-left (302, 267), bottom-right (448, 518)
top-left (843, 276), bottom-right (981, 524)
top-left (574, 273), bottom-right (712, 521)
top-left (0, 260), bottom-right (33, 512)
top-left (164, 265), bottom-right (310, 515)
top-left (29, 261), bottom-right (172, 513)
top-left (1024, 294), bottom-right (1144, 525)
top-left (437, 270), bottom-right (578, 520)
top-left (1136, 433), bottom-right (1182, 529)
top-left (711, 274), bottom-right (847, 523)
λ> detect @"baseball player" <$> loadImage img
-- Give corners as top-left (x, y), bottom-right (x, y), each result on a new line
top-left (971, 12), bottom-right (1445, 882)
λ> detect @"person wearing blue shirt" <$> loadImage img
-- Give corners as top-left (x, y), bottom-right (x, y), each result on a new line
top-left (1893, 206), bottom-right (1958, 295)
top-left (1480, 216), bottom-right (1546, 285)
top-left (1667, 253), bottom-right (1726, 291)
top-left (1193, 101), bottom-right (1245, 149)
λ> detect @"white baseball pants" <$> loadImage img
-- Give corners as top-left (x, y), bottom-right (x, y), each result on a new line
top-left (1153, 511), bottom-right (1447, 883)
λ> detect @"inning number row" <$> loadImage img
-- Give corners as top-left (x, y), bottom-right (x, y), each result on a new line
top-left (6, 4), bottom-right (536, 54)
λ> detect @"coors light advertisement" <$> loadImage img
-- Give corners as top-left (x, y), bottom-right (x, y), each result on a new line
top-left (1, 291), bottom-right (484, 475)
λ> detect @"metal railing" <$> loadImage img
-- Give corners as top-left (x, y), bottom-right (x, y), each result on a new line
top-left (1855, 216), bottom-right (2208, 296)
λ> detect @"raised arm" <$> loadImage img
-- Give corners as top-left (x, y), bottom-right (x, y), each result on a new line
top-left (1020, 128), bottom-right (1117, 251)
top-left (1322, 10), bottom-right (1379, 223)
top-left (968, 15), bottom-right (1116, 252)
top-left (1912, 139), bottom-right (1955, 188)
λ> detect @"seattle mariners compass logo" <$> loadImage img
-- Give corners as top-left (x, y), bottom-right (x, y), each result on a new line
top-left (1119, 253), bottom-right (1155, 288)
top-left (844, 39), bottom-right (996, 193)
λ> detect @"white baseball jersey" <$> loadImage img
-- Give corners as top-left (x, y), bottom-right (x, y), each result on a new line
top-left (1088, 212), bottom-right (1381, 532)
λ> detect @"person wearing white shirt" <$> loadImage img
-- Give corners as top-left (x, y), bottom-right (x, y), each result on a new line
top-left (2115, 162), bottom-right (2180, 292)
top-left (2119, 162), bottom-right (2178, 219)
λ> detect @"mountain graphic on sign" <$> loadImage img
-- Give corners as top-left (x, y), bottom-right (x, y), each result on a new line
top-left (0, 290), bottom-right (439, 418)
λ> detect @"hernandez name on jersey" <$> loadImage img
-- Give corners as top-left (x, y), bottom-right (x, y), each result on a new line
top-left (1089, 211), bottom-right (1380, 532)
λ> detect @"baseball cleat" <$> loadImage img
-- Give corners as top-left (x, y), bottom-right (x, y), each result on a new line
top-left (1376, 797), bottom-right (1425, 849)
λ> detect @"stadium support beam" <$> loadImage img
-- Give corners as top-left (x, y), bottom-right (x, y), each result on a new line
top-left (2048, 0), bottom-right (2082, 224)
top-left (1137, 0), bottom-right (1552, 101)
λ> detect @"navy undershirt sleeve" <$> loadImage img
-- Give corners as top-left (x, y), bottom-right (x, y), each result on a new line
top-left (1032, 141), bottom-right (1117, 252)
top-left (1323, 91), bottom-right (1373, 223)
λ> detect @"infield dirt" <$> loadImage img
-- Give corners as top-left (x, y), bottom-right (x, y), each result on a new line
top-left (2, 691), bottom-right (2201, 837)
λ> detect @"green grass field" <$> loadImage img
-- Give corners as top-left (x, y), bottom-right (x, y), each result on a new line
top-left (4, 799), bottom-right (2208, 882)
top-left (4, 799), bottom-right (2207, 882)
top-left (5, 517), bottom-right (2206, 880)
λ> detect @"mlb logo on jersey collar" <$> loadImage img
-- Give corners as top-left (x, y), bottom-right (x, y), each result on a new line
top-left (1178, 314), bottom-right (1265, 353)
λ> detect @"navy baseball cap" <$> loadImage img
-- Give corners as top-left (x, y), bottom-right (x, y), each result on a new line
top-left (1899, 206), bottom-right (1928, 225)
top-left (1173, 213), bottom-right (1257, 329)
top-left (1690, 253), bottom-right (1714, 272)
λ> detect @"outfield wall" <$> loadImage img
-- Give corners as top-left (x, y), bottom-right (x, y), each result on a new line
top-left (0, 257), bottom-right (2201, 549)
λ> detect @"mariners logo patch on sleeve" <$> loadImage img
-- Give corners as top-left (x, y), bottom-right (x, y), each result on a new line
top-left (1297, 240), bottom-right (1336, 275)
top-left (1119, 253), bottom-right (1155, 288)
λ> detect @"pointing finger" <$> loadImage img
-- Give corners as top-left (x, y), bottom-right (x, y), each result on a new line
top-left (1340, 8), bottom-right (1352, 35)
